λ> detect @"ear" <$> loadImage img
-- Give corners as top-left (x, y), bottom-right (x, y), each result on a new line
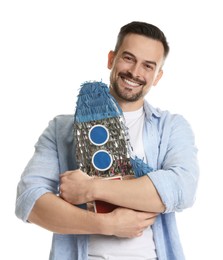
top-left (107, 50), bottom-right (115, 69)
top-left (153, 69), bottom-right (163, 86)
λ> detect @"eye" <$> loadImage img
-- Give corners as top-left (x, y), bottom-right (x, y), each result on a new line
top-left (123, 54), bottom-right (135, 63)
top-left (144, 63), bottom-right (154, 71)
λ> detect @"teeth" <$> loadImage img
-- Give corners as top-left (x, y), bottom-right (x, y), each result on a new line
top-left (124, 79), bottom-right (140, 87)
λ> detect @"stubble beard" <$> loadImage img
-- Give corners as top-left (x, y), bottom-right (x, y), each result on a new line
top-left (111, 79), bottom-right (144, 102)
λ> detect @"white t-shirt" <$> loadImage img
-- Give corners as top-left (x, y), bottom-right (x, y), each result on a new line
top-left (88, 107), bottom-right (157, 259)
top-left (124, 107), bottom-right (146, 160)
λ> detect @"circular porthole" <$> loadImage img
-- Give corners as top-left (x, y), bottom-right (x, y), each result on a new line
top-left (92, 150), bottom-right (113, 171)
top-left (88, 124), bottom-right (109, 146)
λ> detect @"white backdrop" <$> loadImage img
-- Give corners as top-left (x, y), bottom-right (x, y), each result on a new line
top-left (1, 0), bottom-right (223, 259)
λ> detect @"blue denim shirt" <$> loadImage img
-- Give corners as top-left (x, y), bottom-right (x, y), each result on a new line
top-left (15, 101), bottom-right (199, 260)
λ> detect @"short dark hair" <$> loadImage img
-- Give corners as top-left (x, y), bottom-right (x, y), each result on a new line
top-left (114, 21), bottom-right (169, 59)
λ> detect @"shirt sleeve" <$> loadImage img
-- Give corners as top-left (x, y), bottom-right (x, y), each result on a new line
top-left (147, 113), bottom-right (199, 213)
top-left (15, 117), bottom-right (60, 222)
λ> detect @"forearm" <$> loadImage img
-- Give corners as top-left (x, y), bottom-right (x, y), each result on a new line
top-left (92, 175), bottom-right (165, 213)
top-left (28, 192), bottom-right (157, 238)
top-left (28, 192), bottom-right (110, 235)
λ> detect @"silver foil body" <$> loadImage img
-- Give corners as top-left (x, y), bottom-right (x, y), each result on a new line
top-left (74, 116), bottom-right (134, 177)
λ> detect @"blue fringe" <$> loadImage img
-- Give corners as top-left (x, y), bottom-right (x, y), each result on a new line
top-left (74, 81), bottom-right (123, 123)
top-left (130, 157), bottom-right (153, 178)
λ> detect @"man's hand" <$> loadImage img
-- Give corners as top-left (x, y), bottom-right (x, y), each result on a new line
top-left (60, 169), bottom-right (93, 204)
top-left (107, 208), bottom-right (158, 238)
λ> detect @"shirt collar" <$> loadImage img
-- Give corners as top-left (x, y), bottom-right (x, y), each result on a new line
top-left (143, 100), bottom-right (162, 120)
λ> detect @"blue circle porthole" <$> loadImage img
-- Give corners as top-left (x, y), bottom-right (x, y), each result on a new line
top-left (92, 150), bottom-right (113, 171)
top-left (89, 125), bottom-right (109, 146)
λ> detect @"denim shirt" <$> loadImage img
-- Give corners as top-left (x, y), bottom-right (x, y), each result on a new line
top-left (15, 101), bottom-right (199, 260)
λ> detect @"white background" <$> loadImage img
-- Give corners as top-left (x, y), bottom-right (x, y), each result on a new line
top-left (1, 0), bottom-right (223, 259)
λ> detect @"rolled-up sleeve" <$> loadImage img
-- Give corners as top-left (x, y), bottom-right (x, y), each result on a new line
top-left (147, 113), bottom-right (199, 213)
top-left (15, 118), bottom-right (60, 222)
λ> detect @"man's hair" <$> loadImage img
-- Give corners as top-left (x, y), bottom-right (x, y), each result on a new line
top-left (114, 21), bottom-right (170, 59)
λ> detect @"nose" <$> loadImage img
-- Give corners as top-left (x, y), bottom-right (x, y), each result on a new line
top-left (128, 63), bottom-right (142, 79)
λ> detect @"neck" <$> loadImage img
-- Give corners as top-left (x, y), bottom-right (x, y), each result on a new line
top-left (118, 100), bottom-right (144, 112)
top-left (110, 88), bottom-right (144, 112)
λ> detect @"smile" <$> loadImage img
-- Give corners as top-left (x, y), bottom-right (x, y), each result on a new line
top-left (122, 78), bottom-right (142, 88)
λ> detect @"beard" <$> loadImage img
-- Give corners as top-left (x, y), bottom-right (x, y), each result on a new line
top-left (110, 72), bottom-right (146, 102)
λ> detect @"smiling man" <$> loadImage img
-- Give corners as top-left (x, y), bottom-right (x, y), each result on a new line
top-left (15, 21), bottom-right (199, 260)
top-left (108, 33), bottom-right (164, 110)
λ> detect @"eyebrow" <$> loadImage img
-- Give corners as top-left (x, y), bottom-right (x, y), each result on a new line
top-left (123, 51), bottom-right (157, 67)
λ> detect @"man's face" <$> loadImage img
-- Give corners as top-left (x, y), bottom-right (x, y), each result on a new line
top-left (108, 33), bottom-right (165, 109)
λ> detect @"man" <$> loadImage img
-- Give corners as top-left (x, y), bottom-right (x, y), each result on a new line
top-left (15, 21), bottom-right (199, 259)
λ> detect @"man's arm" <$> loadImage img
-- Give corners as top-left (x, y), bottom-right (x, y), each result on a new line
top-left (92, 175), bottom-right (165, 212)
top-left (60, 170), bottom-right (165, 213)
top-left (28, 192), bottom-right (158, 238)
